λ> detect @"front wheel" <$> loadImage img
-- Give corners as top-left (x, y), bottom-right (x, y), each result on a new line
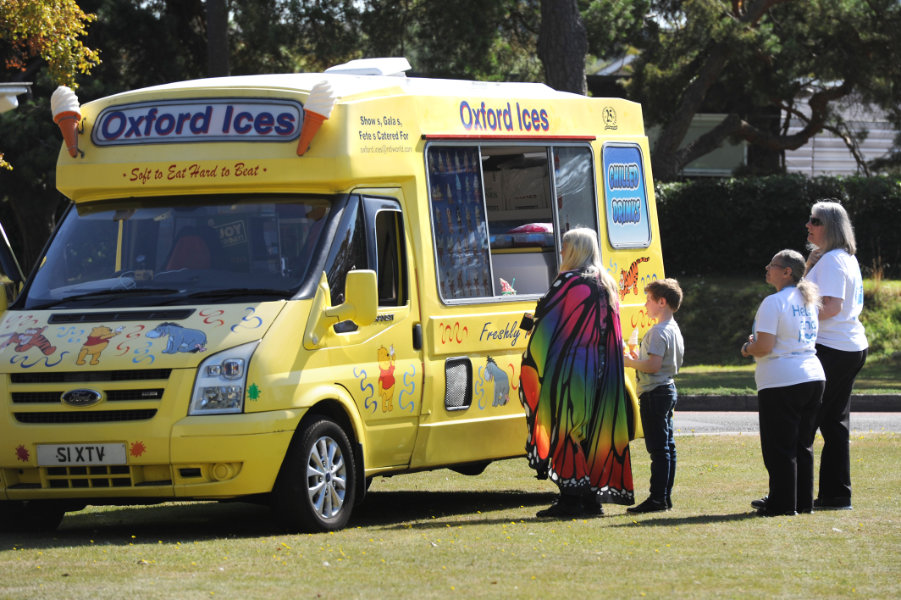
top-left (272, 416), bottom-right (358, 532)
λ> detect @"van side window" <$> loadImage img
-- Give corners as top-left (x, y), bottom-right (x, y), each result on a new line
top-left (374, 210), bottom-right (406, 307)
top-left (427, 144), bottom-right (599, 302)
top-left (325, 198), bottom-right (367, 305)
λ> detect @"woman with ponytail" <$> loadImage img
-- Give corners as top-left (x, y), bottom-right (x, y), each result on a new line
top-left (741, 249), bottom-right (825, 517)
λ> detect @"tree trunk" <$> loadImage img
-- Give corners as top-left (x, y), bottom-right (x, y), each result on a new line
top-left (206, 0), bottom-right (230, 77)
top-left (537, 0), bottom-right (587, 94)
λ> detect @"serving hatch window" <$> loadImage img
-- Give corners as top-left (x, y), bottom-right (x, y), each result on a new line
top-left (426, 143), bottom-right (598, 303)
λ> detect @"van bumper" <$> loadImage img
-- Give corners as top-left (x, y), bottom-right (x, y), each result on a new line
top-left (1, 409), bottom-right (304, 501)
top-left (169, 409), bottom-right (303, 497)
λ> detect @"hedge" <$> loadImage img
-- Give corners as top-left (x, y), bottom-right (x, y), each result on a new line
top-left (655, 174), bottom-right (901, 278)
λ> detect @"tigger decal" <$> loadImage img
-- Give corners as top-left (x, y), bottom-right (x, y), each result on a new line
top-left (619, 256), bottom-right (650, 300)
top-left (0, 327), bottom-right (57, 356)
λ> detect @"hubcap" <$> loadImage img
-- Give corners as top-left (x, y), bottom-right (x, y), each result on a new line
top-left (306, 435), bottom-right (347, 519)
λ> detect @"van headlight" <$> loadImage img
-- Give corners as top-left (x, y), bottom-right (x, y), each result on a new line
top-left (189, 341), bottom-right (259, 415)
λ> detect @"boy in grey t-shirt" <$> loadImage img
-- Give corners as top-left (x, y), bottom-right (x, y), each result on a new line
top-left (623, 279), bottom-right (685, 513)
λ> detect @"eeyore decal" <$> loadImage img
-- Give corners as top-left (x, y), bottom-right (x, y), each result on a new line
top-left (145, 322), bottom-right (207, 354)
top-left (484, 356), bottom-right (510, 406)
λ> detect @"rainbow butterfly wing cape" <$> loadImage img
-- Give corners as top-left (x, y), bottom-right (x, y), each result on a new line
top-left (519, 270), bottom-right (635, 505)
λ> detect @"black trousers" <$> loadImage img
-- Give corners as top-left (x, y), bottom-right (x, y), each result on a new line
top-left (815, 344), bottom-right (868, 502)
top-left (758, 380), bottom-right (825, 514)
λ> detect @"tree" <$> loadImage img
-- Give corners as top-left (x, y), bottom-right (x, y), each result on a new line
top-left (0, 0), bottom-right (100, 169)
top-left (206, 0), bottom-right (229, 76)
top-left (621, 0), bottom-right (901, 181)
top-left (538, 0), bottom-right (587, 93)
top-left (360, 0), bottom-right (542, 82)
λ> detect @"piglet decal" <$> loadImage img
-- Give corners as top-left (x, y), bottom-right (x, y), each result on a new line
top-left (145, 322), bottom-right (207, 354)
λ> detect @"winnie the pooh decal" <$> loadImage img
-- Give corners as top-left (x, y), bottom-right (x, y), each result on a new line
top-left (377, 345), bottom-right (396, 413)
top-left (76, 325), bottom-right (123, 365)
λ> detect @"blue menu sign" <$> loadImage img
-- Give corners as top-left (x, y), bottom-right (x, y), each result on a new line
top-left (602, 143), bottom-right (651, 248)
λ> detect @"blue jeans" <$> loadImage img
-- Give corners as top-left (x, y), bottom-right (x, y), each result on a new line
top-left (640, 383), bottom-right (677, 503)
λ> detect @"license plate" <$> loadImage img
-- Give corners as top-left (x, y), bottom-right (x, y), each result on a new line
top-left (37, 443), bottom-right (127, 466)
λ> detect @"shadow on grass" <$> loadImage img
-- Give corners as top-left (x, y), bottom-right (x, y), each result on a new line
top-left (0, 489), bottom-right (559, 548)
top-left (609, 511), bottom-right (760, 527)
top-left (2, 490), bottom-right (771, 550)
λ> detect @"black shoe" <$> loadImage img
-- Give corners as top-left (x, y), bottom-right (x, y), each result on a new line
top-left (756, 506), bottom-right (797, 517)
top-left (581, 495), bottom-right (605, 517)
top-left (665, 497), bottom-right (673, 510)
top-left (536, 496), bottom-right (582, 518)
top-left (627, 497), bottom-right (668, 514)
top-left (751, 496), bottom-right (768, 510)
top-left (814, 497), bottom-right (852, 510)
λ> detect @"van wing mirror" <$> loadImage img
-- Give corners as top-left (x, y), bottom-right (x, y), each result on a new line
top-left (304, 270), bottom-right (378, 348)
top-left (326, 270), bottom-right (378, 326)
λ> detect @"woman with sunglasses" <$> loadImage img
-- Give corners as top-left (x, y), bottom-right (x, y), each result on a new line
top-left (804, 201), bottom-right (868, 511)
top-left (742, 250), bottom-right (825, 516)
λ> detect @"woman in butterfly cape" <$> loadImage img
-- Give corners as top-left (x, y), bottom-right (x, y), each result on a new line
top-left (519, 228), bottom-right (635, 517)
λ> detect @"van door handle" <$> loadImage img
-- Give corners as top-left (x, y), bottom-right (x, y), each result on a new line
top-left (412, 324), bottom-right (422, 350)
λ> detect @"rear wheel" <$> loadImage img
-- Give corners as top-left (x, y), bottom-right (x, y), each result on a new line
top-left (0, 500), bottom-right (67, 533)
top-left (272, 416), bottom-right (357, 532)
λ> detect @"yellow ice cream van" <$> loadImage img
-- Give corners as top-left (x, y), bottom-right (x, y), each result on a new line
top-left (0, 58), bottom-right (664, 532)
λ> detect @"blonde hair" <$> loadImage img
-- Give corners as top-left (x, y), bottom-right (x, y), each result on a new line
top-left (774, 249), bottom-right (821, 309)
top-left (560, 227), bottom-right (619, 306)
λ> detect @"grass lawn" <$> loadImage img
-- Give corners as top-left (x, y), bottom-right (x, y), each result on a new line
top-left (2, 434), bottom-right (898, 599)
top-left (679, 355), bottom-right (901, 396)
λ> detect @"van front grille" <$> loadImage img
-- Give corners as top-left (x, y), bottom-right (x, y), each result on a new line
top-left (5, 465), bottom-right (174, 490)
top-left (14, 410), bottom-right (158, 424)
top-left (11, 389), bottom-right (165, 404)
top-left (7, 369), bottom-right (171, 425)
top-left (46, 465), bottom-right (134, 488)
top-left (11, 369), bottom-right (171, 384)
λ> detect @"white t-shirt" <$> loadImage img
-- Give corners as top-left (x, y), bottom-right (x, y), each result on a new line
top-left (805, 249), bottom-right (868, 351)
top-left (752, 286), bottom-right (825, 391)
top-left (636, 318), bottom-right (684, 395)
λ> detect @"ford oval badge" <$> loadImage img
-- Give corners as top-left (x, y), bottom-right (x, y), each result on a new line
top-left (61, 389), bottom-right (103, 408)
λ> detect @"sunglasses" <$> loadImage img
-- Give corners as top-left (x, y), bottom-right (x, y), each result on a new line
top-left (808, 216), bottom-right (823, 226)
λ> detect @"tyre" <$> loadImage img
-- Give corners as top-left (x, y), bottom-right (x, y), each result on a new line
top-left (0, 500), bottom-right (67, 533)
top-left (272, 416), bottom-right (357, 532)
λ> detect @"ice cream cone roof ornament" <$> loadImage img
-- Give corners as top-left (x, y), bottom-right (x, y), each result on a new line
top-left (51, 86), bottom-right (82, 158)
top-left (296, 81), bottom-right (336, 156)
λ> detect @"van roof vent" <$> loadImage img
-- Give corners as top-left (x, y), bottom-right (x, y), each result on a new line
top-left (324, 57), bottom-right (411, 77)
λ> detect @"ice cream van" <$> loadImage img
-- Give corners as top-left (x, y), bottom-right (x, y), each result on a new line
top-left (0, 58), bottom-right (664, 532)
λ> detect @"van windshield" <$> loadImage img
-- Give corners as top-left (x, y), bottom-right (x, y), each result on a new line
top-left (22, 196), bottom-right (332, 309)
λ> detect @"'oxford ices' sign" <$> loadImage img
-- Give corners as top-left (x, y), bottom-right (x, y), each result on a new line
top-left (91, 99), bottom-right (303, 146)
